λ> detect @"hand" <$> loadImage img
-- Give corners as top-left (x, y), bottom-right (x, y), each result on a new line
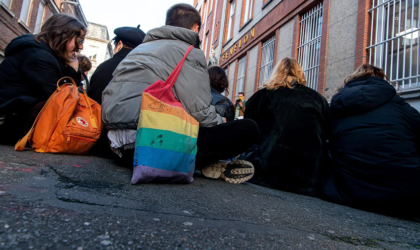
top-left (222, 117), bottom-right (226, 123)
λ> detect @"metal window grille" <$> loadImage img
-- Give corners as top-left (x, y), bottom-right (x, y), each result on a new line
top-left (298, 3), bottom-right (324, 90)
top-left (368, 0), bottom-right (420, 91)
top-left (226, 1), bottom-right (235, 41)
top-left (259, 36), bottom-right (276, 88)
top-left (235, 56), bottom-right (247, 97)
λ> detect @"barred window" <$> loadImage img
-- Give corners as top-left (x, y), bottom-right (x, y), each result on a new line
top-left (259, 36), bottom-right (276, 88)
top-left (235, 56), bottom-right (247, 97)
top-left (297, 3), bottom-right (324, 90)
top-left (368, 0), bottom-right (419, 91)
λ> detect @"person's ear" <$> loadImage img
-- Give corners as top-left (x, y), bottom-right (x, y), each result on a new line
top-left (191, 23), bottom-right (200, 33)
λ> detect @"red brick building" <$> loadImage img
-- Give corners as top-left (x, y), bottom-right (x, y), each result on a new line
top-left (195, 0), bottom-right (420, 109)
top-left (0, 0), bottom-right (88, 62)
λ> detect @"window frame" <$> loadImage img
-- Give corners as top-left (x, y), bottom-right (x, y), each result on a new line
top-left (240, 0), bottom-right (254, 28)
top-left (223, 0), bottom-right (236, 45)
top-left (1, 0), bottom-right (12, 9)
top-left (297, 3), bottom-right (324, 91)
top-left (19, 0), bottom-right (33, 25)
top-left (33, 0), bottom-right (45, 34)
top-left (258, 36), bottom-right (276, 89)
top-left (234, 55), bottom-right (248, 99)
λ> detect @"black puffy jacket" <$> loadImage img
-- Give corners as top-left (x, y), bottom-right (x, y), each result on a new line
top-left (323, 76), bottom-right (420, 211)
top-left (0, 34), bottom-right (81, 115)
top-left (211, 87), bottom-right (235, 122)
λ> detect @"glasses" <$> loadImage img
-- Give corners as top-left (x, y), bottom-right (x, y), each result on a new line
top-left (76, 37), bottom-right (85, 45)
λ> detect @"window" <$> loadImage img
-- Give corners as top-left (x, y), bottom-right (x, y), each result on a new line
top-left (203, 33), bottom-right (209, 58)
top-left (241, 0), bottom-right (253, 26)
top-left (235, 56), bottom-right (247, 97)
top-left (208, 0), bottom-right (212, 15)
top-left (259, 36), bottom-right (276, 88)
top-left (368, 0), bottom-right (420, 91)
top-left (19, 0), bottom-right (33, 24)
top-left (224, 0), bottom-right (235, 43)
top-left (1, 0), bottom-right (12, 9)
top-left (297, 3), bottom-right (324, 90)
top-left (33, 1), bottom-right (45, 34)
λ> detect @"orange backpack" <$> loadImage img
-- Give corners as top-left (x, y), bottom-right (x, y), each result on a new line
top-left (15, 77), bottom-right (101, 154)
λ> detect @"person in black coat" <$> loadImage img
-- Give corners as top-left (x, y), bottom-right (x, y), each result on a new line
top-left (87, 25), bottom-right (146, 104)
top-left (322, 64), bottom-right (420, 214)
top-left (0, 14), bottom-right (86, 145)
top-left (244, 58), bottom-right (330, 196)
top-left (208, 66), bottom-right (235, 122)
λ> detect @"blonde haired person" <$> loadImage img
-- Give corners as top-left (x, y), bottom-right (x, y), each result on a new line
top-left (244, 58), bottom-right (330, 196)
top-left (322, 64), bottom-right (420, 214)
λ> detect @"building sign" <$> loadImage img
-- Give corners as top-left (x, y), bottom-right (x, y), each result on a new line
top-left (221, 28), bottom-right (256, 63)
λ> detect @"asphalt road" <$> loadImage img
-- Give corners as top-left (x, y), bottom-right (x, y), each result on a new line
top-left (0, 145), bottom-right (419, 249)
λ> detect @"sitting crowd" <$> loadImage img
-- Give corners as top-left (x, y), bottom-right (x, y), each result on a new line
top-left (0, 4), bottom-right (419, 214)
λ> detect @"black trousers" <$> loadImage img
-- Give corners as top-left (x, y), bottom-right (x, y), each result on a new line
top-left (118, 119), bottom-right (259, 168)
top-left (195, 119), bottom-right (259, 169)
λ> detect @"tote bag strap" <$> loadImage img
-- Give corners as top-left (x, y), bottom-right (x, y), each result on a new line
top-left (165, 45), bottom-right (195, 88)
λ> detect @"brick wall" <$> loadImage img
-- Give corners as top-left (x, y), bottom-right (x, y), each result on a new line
top-left (0, 0), bottom-right (81, 56)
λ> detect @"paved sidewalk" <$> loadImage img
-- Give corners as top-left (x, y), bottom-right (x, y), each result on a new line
top-left (0, 145), bottom-right (419, 249)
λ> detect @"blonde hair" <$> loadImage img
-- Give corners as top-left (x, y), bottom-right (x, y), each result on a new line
top-left (264, 57), bottom-right (307, 90)
top-left (345, 64), bottom-right (390, 85)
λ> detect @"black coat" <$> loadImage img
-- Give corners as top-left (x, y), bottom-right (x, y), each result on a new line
top-left (0, 34), bottom-right (81, 115)
top-left (323, 76), bottom-right (420, 211)
top-left (211, 87), bottom-right (235, 122)
top-left (87, 48), bottom-right (131, 104)
top-left (245, 84), bottom-right (330, 196)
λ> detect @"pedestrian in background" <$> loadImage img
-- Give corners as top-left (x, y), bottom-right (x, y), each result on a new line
top-left (0, 13), bottom-right (86, 145)
top-left (323, 64), bottom-right (420, 214)
top-left (235, 92), bottom-right (246, 119)
top-left (77, 55), bottom-right (92, 89)
top-left (245, 57), bottom-right (330, 196)
top-left (208, 66), bottom-right (235, 122)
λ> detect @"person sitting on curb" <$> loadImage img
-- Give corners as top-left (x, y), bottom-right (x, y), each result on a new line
top-left (101, 3), bottom-right (258, 184)
top-left (208, 66), bottom-right (235, 122)
top-left (244, 58), bottom-right (330, 196)
top-left (322, 64), bottom-right (420, 214)
top-left (0, 14), bottom-right (86, 145)
top-left (77, 55), bottom-right (92, 90)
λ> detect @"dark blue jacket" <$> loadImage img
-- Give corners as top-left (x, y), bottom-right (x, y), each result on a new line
top-left (211, 87), bottom-right (235, 122)
top-left (323, 76), bottom-right (420, 211)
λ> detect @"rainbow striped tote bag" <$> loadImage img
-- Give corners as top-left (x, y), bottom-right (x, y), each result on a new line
top-left (132, 46), bottom-right (199, 184)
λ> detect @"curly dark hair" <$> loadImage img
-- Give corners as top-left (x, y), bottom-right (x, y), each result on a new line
top-left (208, 66), bottom-right (229, 95)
